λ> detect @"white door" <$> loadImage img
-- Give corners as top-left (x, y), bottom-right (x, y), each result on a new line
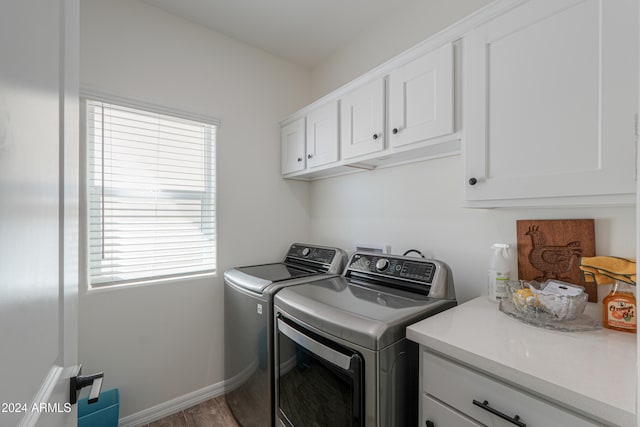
top-left (306, 101), bottom-right (339, 168)
top-left (281, 118), bottom-right (306, 174)
top-left (389, 43), bottom-right (454, 148)
top-left (0, 1), bottom-right (80, 426)
top-left (340, 78), bottom-right (385, 160)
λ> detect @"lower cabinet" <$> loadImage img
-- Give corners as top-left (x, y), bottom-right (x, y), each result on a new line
top-left (421, 350), bottom-right (603, 427)
top-left (423, 395), bottom-right (481, 427)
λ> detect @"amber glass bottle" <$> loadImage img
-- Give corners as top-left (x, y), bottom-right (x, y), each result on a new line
top-left (602, 281), bottom-right (637, 333)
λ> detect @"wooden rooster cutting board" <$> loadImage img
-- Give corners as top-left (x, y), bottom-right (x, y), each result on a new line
top-left (516, 219), bottom-right (596, 302)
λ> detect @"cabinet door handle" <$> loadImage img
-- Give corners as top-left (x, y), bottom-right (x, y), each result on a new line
top-left (468, 177), bottom-right (478, 186)
top-left (307, 154), bottom-right (313, 159)
top-left (425, 421), bottom-right (435, 427)
top-left (472, 400), bottom-right (526, 427)
top-left (372, 133), bottom-right (379, 140)
top-left (392, 127), bottom-right (399, 134)
top-left (297, 157), bottom-right (302, 162)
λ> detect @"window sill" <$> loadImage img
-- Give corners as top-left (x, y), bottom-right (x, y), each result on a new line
top-left (83, 271), bottom-right (217, 294)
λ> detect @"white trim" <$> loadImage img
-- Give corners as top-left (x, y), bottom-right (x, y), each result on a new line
top-left (18, 366), bottom-right (65, 427)
top-left (80, 88), bottom-right (221, 127)
top-left (280, 0), bottom-right (530, 125)
top-left (118, 381), bottom-right (226, 427)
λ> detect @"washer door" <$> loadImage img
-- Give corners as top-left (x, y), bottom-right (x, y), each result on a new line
top-left (276, 315), bottom-right (364, 427)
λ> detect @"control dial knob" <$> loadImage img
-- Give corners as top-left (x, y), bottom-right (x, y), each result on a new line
top-left (301, 247), bottom-right (311, 257)
top-left (375, 258), bottom-right (390, 271)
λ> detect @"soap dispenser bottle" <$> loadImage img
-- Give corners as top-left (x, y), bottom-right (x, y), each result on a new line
top-left (488, 243), bottom-right (511, 302)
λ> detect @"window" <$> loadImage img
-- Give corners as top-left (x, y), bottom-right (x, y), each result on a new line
top-left (85, 98), bottom-right (217, 287)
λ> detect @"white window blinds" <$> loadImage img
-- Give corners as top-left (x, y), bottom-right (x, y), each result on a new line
top-left (86, 99), bottom-right (217, 286)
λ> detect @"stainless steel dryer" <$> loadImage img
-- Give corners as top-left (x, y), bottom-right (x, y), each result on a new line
top-left (224, 243), bottom-right (347, 427)
top-left (273, 252), bottom-right (457, 427)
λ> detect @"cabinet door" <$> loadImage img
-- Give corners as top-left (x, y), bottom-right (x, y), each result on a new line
top-left (306, 101), bottom-right (339, 168)
top-left (423, 395), bottom-right (482, 427)
top-left (340, 78), bottom-right (385, 160)
top-left (464, 0), bottom-right (637, 205)
top-left (389, 43), bottom-right (454, 148)
top-left (423, 351), bottom-right (602, 427)
top-left (281, 118), bottom-right (305, 174)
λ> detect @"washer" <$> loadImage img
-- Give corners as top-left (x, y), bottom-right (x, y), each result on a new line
top-left (273, 251), bottom-right (457, 427)
top-left (224, 243), bottom-right (347, 427)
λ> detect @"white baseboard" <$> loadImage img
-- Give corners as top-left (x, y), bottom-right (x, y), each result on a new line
top-left (118, 381), bottom-right (226, 427)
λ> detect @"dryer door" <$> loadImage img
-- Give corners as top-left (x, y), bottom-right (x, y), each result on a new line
top-left (275, 315), bottom-right (364, 427)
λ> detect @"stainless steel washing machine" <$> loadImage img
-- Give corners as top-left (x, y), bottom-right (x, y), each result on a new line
top-left (273, 252), bottom-right (457, 427)
top-left (224, 243), bottom-right (347, 427)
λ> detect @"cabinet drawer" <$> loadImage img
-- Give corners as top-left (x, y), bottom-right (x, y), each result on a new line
top-left (423, 394), bottom-right (481, 427)
top-left (423, 351), bottom-right (602, 427)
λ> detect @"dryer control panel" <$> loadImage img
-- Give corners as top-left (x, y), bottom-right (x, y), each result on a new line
top-left (348, 253), bottom-right (435, 283)
top-left (345, 252), bottom-right (455, 300)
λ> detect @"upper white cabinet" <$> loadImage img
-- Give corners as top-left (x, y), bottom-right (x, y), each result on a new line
top-left (281, 42), bottom-right (459, 179)
top-left (281, 117), bottom-right (305, 175)
top-left (389, 43), bottom-right (454, 148)
top-left (464, 0), bottom-right (638, 206)
top-left (340, 78), bottom-right (386, 160)
top-left (306, 101), bottom-right (339, 168)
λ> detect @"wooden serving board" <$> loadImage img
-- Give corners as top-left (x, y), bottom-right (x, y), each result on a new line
top-left (516, 219), bottom-right (596, 302)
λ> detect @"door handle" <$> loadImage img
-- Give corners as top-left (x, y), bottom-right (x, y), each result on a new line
top-left (69, 365), bottom-right (104, 405)
top-left (277, 316), bottom-right (354, 370)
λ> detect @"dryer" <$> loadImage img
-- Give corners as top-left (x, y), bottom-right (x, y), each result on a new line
top-left (273, 252), bottom-right (457, 426)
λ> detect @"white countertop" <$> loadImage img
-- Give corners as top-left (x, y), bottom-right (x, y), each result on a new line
top-left (407, 297), bottom-right (637, 427)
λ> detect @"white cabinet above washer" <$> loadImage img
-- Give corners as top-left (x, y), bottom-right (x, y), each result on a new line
top-left (306, 101), bottom-right (340, 168)
top-left (340, 78), bottom-right (386, 160)
top-left (388, 42), bottom-right (454, 149)
top-left (281, 117), bottom-right (305, 175)
top-left (281, 41), bottom-right (461, 181)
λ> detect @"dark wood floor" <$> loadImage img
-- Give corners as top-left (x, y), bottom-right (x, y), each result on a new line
top-left (145, 395), bottom-right (240, 427)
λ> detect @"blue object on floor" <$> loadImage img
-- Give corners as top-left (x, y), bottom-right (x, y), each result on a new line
top-left (78, 388), bottom-right (119, 427)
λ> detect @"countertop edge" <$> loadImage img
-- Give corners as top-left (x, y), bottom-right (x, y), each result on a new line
top-left (406, 298), bottom-right (636, 427)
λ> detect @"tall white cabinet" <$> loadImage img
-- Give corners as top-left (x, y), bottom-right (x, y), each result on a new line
top-left (464, 0), bottom-right (638, 207)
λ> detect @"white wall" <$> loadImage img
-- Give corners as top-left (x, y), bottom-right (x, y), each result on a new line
top-left (311, 0), bottom-right (493, 99)
top-left (308, 0), bottom-right (636, 303)
top-left (309, 157), bottom-right (635, 303)
top-left (79, 0), bottom-right (311, 418)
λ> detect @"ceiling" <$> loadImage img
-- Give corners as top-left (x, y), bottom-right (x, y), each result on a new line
top-left (141, 0), bottom-right (416, 68)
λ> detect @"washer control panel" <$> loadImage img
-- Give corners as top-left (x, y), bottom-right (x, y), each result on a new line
top-left (348, 253), bottom-right (436, 284)
top-left (286, 244), bottom-right (337, 265)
